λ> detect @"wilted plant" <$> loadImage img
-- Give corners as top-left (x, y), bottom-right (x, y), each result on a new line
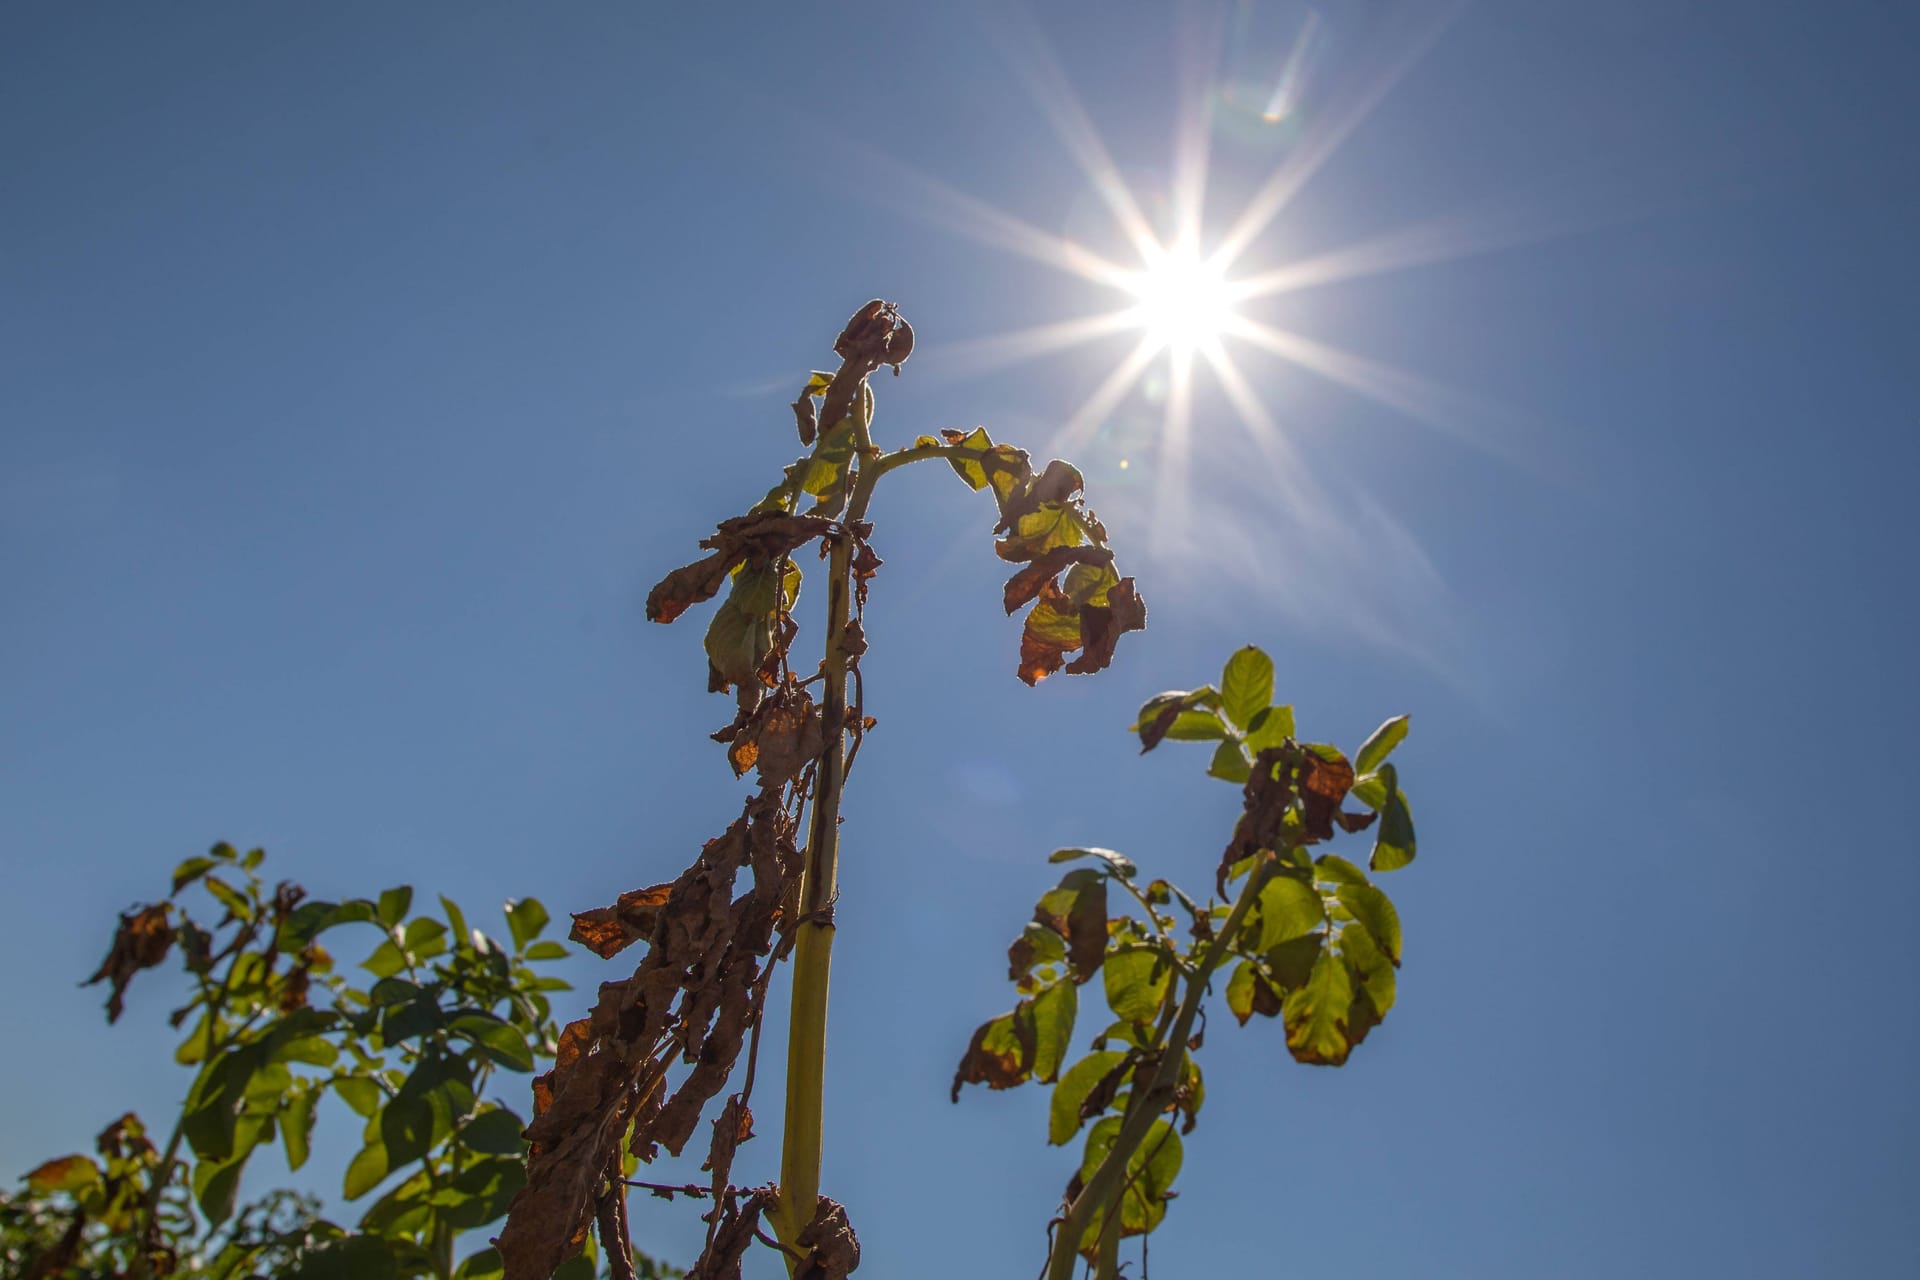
top-left (498, 302), bottom-right (1148, 1280)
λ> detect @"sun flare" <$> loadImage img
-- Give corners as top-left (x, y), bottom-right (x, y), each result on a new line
top-left (1120, 243), bottom-right (1237, 355)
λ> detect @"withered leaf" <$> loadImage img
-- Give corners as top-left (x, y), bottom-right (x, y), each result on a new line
top-left (950, 1010), bottom-right (1035, 1099)
top-left (1065, 576), bottom-right (1146, 676)
top-left (700, 1094), bottom-right (754, 1213)
top-left (1016, 579), bottom-right (1084, 686)
top-left (724, 684), bottom-right (825, 789)
top-left (1001, 546), bottom-right (1114, 615)
top-left (568, 885), bottom-right (673, 960)
top-left (850, 541), bottom-right (882, 609)
top-left (1031, 872), bottom-right (1108, 984)
top-left (502, 795), bottom-right (802, 1280)
top-left (85, 903), bottom-right (173, 1024)
top-left (792, 393), bottom-right (818, 446)
top-left (794, 1197), bottom-right (861, 1280)
top-left (646, 512), bottom-right (836, 625)
top-left (1297, 749), bottom-right (1357, 843)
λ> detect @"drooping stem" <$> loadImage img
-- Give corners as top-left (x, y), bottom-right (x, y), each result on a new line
top-left (1044, 853), bottom-right (1276, 1280)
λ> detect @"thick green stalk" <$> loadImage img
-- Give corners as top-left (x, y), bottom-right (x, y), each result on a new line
top-left (1044, 854), bottom-right (1276, 1280)
top-left (770, 525), bottom-right (853, 1251)
top-left (768, 434), bottom-right (999, 1257)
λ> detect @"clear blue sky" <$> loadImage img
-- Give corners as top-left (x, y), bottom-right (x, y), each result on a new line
top-left (4, 3), bottom-right (1916, 1276)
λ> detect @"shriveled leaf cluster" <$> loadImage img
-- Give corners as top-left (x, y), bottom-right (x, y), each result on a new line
top-left (916, 426), bottom-right (1147, 684)
top-left (500, 794), bottom-right (800, 1280)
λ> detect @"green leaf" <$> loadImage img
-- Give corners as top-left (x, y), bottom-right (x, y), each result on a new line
top-left (193, 1154), bottom-right (247, 1228)
top-left (1131, 687), bottom-right (1224, 751)
top-left (505, 898), bottom-right (550, 951)
top-left (1266, 933), bottom-right (1324, 990)
top-left (1253, 877), bottom-right (1326, 950)
top-left (1368, 764), bottom-right (1417, 872)
top-left (1314, 854), bottom-right (1371, 887)
top-left (433, 1155), bottom-right (527, 1230)
top-left (523, 940), bottom-right (569, 961)
top-left (1206, 740), bottom-right (1251, 784)
top-left (284, 1234), bottom-right (402, 1280)
top-left (1102, 945), bottom-right (1171, 1025)
top-left (458, 1106), bottom-right (528, 1157)
top-left (241, 846), bottom-right (265, 870)
top-left (1283, 943), bottom-right (1357, 1065)
top-left (703, 562), bottom-right (779, 690)
top-left (940, 426), bottom-right (994, 489)
top-left (440, 896), bottom-right (470, 946)
top-left (172, 856), bottom-right (218, 894)
top-left (1048, 847), bottom-right (1138, 880)
top-left (1336, 882), bottom-right (1402, 965)
top-left (403, 917), bottom-right (448, 959)
top-left (1049, 1051), bottom-right (1127, 1146)
top-left (203, 875), bottom-right (254, 923)
top-left (1339, 920), bottom-right (1397, 1018)
top-left (369, 977), bottom-right (422, 1007)
top-left (449, 1012), bottom-right (537, 1073)
top-left (333, 1075), bottom-right (383, 1117)
top-left (1077, 1116), bottom-right (1185, 1248)
top-left (1244, 703), bottom-right (1296, 753)
top-left (380, 995), bottom-right (443, 1045)
top-left (1355, 715), bottom-right (1409, 776)
top-left (454, 1248), bottom-right (506, 1280)
top-left (1030, 980), bottom-right (1077, 1083)
top-left (376, 887), bottom-right (413, 929)
top-left (1220, 646), bottom-right (1274, 729)
top-left (1225, 961), bottom-right (1257, 1025)
top-left (361, 939), bottom-right (409, 980)
top-left (182, 1042), bottom-right (268, 1161)
top-left (1164, 708), bottom-right (1228, 741)
top-left (282, 1085), bottom-right (319, 1172)
top-left (277, 898), bottom-right (378, 950)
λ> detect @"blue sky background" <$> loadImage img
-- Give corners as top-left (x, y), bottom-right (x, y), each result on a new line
top-left (4, 2), bottom-right (1917, 1276)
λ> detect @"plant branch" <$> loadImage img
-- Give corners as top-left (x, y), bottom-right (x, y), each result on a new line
top-left (1044, 854), bottom-right (1275, 1280)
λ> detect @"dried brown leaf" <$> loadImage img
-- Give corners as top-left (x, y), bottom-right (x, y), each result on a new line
top-left (501, 796), bottom-right (802, 1280)
top-left (794, 1197), bottom-right (861, 1280)
top-left (646, 512), bottom-right (836, 625)
top-left (1064, 576), bottom-right (1146, 676)
top-left (569, 885), bottom-right (673, 960)
top-left (1001, 546), bottom-right (1113, 615)
top-left (85, 903), bottom-right (173, 1024)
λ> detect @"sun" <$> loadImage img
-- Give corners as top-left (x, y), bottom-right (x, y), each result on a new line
top-left (1120, 241), bottom-right (1237, 356)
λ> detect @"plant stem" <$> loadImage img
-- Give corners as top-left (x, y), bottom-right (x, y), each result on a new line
top-left (767, 431), bottom-right (999, 1258)
top-left (769, 498), bottom-right (859, 1255)
top-left (1044, 855), bottom-right (1275, 1280)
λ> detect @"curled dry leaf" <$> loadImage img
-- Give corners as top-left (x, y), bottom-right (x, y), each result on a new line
top-left (1296, 750), bottom-right (1359, 843)
top-left (723, 683), bottom-right (826, 789)
top-left (646, 512), bottom-right (837, 626)
top-left (569, 884), bottom-right (673, 960)
top-left (85, 903), bottom-right (174, 1024)
top-left (794, 1197), bottom-right (862, 1280)
top-left (499, 795), bottom-right (801, 1280)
